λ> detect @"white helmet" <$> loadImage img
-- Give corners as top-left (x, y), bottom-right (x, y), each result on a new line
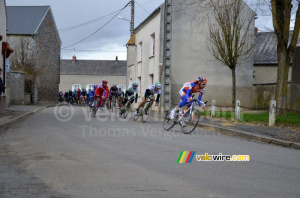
top-left (132, 82), bottom-right (139, 87)
top-left (154, 82), bottom-right (161, 89)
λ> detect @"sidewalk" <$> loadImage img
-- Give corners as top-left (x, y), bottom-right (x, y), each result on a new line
top-left (152, 112), bottom-right (300, 149)
top-left (0, 105), bottom-right (47, 129)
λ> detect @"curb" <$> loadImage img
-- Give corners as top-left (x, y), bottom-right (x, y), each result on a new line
top-left (198, 122), bottom-right (300, 149)
top-left (0, 106), bottom-right (48, 130)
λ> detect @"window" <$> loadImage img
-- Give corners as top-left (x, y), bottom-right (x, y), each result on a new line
top-left (86, 84), bottom-right (94, 91)
top-left (137, 41), bottom-right (142, 61)
top-left (137, 77), bottom-right (141, 95)
top-left (72, 84), bottom-right (81, 91)
top-left (149, 74), bottom-right (153, 86)
top-left (150, 33), bottom-right (155, 56)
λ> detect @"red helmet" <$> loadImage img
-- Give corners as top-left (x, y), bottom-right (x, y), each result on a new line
top-left (102, 79), bottom-right (108, 84)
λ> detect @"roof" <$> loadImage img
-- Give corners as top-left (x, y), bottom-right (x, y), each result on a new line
top-left (134, 4), bottom-right (162, 33)
top-left (254, 31), bottom-right (300, 65)
top-left (60, 60), bottom-right (127, 76)
top-left (127, 34), bottom-right (135, 45)
top-left (6, 6), bottom-right (50, 35)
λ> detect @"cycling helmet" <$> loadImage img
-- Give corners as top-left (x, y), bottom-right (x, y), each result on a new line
top-left (113, 83), bottom-right (117, 87)
top-left (154, 82), bottom-right (161, 89)
top-left (93, 84), bottom-right (97, 90)
top-left (197, 76), bottom-right (207, 84)
top-left (82, 87), bottom-right (85, 90)
top-left (102, 79), bottom-right (108, 84)
top-left (132, 82), bottom-right (139, 87)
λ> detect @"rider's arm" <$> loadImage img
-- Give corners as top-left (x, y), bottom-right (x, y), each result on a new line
top-left (125, 90), bottom-right (129, 97)
top-left (135, 93), bottom-right (138, 103)
top-left (156, 94), bottom-right (160, 103)
top-left (145, 89), bottom-right (151, 96)
top-left (198, 91), bottom-right (204, 106)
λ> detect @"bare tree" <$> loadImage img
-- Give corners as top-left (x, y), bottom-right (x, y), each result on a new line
top-left (183, 0), bottom-right (255, 108)
top-left (246, 0), bottom-right (300, 115)
top-left (270, 0), bottom-right (300, 115)
top-left (208, 0), bottom-right (254, 108)
top-left (11, 38), bottom-right (40, 93)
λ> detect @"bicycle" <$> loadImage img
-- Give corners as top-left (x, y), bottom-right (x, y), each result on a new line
top-left (134, 95), bottom-right (154, 123)
top-left (163, 96), bottom-right (207, 134)
top-left (81, 96), bottom-right (87, 107)
top-left (119, 96), bottom-right (135, 118)
top-left (91, 97), bottom-right (100, 117)
top-left (110, 93), bottom-right (117, 112)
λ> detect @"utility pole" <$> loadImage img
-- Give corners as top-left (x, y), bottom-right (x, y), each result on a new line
top-left (130, 0), bottom-right (134, 37)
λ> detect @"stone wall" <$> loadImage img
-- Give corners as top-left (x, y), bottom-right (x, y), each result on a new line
top-left (291, 47), bottom-right (300, 111)
top-left (9, 71), bottom-right (25, 105)
top-left (33, 8), bottom-right (61, 104)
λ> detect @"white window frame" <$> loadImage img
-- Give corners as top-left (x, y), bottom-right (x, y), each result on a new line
top-left (86, 84), bottom-right (94, 91)
top-left (149, 33), bottom-right (155, 56)
top-left (137, 41), bottom-right (142, 62)
top-left (137, 77), bottom-right (141, 95)
top-left (148, 74), bottom-right (153, 87)
top-left (72, 84), bottom-right (81, 91)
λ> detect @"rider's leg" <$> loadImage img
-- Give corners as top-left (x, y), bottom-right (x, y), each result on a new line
top-left (170, 94), bottom-right (188, 119)
top-left (136, 97), bottom-right (146, 112)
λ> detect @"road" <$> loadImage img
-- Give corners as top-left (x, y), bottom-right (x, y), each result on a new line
top-left (0, 106), bottom-right (299, 198)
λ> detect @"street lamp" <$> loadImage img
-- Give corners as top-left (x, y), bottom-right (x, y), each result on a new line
top-left (117, 16), bottom-right (130, 23)
top-left (118, 15), bottom-right (131, 88)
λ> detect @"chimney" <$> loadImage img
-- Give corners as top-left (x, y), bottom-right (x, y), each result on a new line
top-left (72, 55), bottom-right (76, 63)
top-left (115, 56), bottom-right (118, 62)
top-left (254, 27), bottom-right (258, 36)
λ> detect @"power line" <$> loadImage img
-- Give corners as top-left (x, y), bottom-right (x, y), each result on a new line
top-left (36, 0), bottom-right (158, 36)
top-left (135, 1), bottom-right (151, 14)
top-left (61, 1), bottom-right (131, 49)
top-left (61, 49), bottom-right (126, 52)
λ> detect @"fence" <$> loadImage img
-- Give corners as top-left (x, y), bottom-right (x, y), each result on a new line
top-left (209, 99), bottom-right (300, 126)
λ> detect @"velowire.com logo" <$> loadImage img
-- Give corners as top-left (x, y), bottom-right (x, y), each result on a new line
top-left (177, 151), bottom-right (250, 163)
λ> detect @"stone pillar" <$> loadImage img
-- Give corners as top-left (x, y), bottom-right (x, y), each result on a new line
top-left (211, 100), bottom-right (216, 117)
top-left (269, 100), bottom-right (276, 126)
top-left (235, 100), bottom-right (240, 120)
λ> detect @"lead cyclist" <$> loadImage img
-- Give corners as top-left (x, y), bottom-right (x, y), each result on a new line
top-left (169, 76), bottom-right (207, 120)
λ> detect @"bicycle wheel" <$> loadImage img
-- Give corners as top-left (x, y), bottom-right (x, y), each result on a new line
top-left (182, 109), bottom-right (200, 134)
top-left (134, 107), bottom-right (141, 121)
top-left (163, 110), bottom-right (176, 131)
top-left (141, 104), bottom-right (152, 123)
top-left (91, 107), bottom-right (96, 117)
top-left (123, 104), bottom-right (131, 118)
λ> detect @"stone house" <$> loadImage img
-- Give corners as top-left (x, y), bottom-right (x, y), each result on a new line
top-left (6, 6), bottom-right (61, 104)
top-left (0, 0), bottom-right (14, 109)
top-left (127, 1), bottom-right (256, 112)
top-left (60, 56), bottom-right (126, 92)
top-left (253, 31), bottom-right (300, 109)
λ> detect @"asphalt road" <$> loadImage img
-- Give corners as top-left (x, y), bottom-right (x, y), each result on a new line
top-left (0, 106), bottom-right (299, 198)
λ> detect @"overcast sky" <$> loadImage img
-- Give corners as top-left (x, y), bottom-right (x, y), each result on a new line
top-left (6, 0), bottom-right (273, 60)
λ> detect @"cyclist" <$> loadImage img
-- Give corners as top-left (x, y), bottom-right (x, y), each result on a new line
top-left (120, 82), bottom-right (139, 115)
top-left (109, 83), bottom-right (118, 107)
top-left (81, 87), bottom-right (87, 106)
top-left (64, 91), bottom-right (69, 103)
top-left (76, 88), bottom-right (81, 104)
top-left (68, 90), bottom-right (73, 103)
top-left (135, 82), bottom-right (161, 115)
top-left (117, 87), bottom-right (125, 108)
top-left (88, 87), bottom-right (95, 106)
top-left (94, 80), bottom-right (110, 110)
top-left (169, 76), bottom-right (207, 120)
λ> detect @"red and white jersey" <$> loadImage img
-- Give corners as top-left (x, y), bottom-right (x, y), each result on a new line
top-left (95, 84), bottom-right (109, 98)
